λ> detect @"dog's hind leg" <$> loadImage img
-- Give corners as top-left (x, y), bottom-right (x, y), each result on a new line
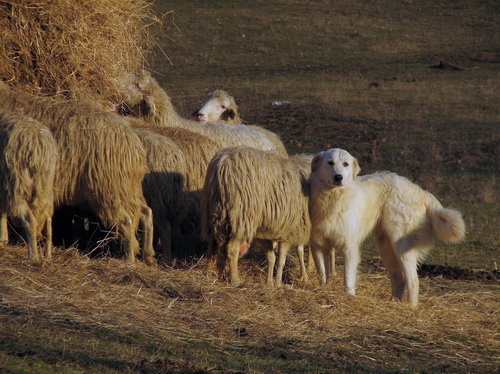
top-left (377, 235), bottom-right (405, 301)
top-left (396, 240), bottom-right (420, 307)
top-left (400, 253), bottom-right (419, 307)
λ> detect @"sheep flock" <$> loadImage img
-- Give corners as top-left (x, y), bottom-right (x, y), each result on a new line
top-left (0, 72), bottom-right (465, 307)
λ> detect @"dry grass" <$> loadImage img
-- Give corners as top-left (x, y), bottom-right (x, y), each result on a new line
top-left (0, 0), bottom-right (158, 106)
top-left (1, 244), bottom-right (498, 372)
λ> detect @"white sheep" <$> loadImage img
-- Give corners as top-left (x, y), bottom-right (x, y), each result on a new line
top-left (0, 112), bottom-right (59, 260)
top-left (192, 90), bottom-right (317, 274)
top-left (191, 89), bottom-right (289, 160)
top-left (192, 90), bottom-right (241, 124)
top-left (193, 90), bottom-right (284, 255)
top-left (201, 146), bottom-right (311, 286)
top-left (0, 84), bottom-right (155, 265)
top-left (118, 71), bottom-right (288, 157)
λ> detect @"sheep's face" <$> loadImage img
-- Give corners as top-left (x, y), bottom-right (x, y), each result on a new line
top-left (193, 90), bottom-right (237, 123)
top-left (310, 148), bottom-right (360, 188)
top-left (117, 71), bottom-right (157, 118)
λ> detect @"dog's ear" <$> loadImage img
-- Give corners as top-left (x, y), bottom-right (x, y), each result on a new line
top-left (352, 157), bottom-right (361, 178)
top-left (311, 152), bottom-right (324, 172)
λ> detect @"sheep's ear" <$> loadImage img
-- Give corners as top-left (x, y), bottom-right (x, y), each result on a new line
top-left (141, 97), bottom-right (156, 117)
top-left (221, 109), bottom-right (235, 121)
top-left (352, 157), bottom-right (361, 178)
top-left (311, 152), bottom-right (324, 172)
top-left (191, 109), bottom-right (199, 118)
top-left (117, 102), bottom-right (131, 116)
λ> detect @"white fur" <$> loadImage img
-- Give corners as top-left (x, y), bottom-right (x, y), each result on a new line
top-left (193, 90), bottom-right (238, 124)
top-left (308, 148), bottom-right (465, 307)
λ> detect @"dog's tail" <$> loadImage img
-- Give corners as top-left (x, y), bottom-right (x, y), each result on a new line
top-left (426, 193), bottom-right (465, 243)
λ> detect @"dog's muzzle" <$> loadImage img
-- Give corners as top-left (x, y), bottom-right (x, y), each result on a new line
top-left (333, 174), bottom-right (344, 185)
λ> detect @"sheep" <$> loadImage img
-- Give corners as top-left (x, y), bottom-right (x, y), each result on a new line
top-left (0, 112), bottom-right (59, 260)
top-left (192, 90), bottom-right (241, 124)
top-left (201, 146), bottom-right (311, 286)
top-left (117, 71), bottom-right (289, 157)
top-left (129, 121), bottom-right (219, 191)
top-left (192, 91), bottom-right (315, 274)
top-left (0, 213), bottom-right (7, 245)
top-left (126, 118), bottom-right (221, 258)
top-left (0, 84), bottom-right (155, 265)
top-left (192, 89), bottom-right (290, 170)
top-left (132, 127), bottom-right (188, 260)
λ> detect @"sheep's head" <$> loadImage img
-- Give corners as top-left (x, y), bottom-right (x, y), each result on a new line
top-left (192, 89), bottom-right (240, 124)
top-left (116, 70), bottom-right (160, 119)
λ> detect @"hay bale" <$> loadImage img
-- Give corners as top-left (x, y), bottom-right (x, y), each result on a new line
top-left (0, 0), bottom-right (156, 105)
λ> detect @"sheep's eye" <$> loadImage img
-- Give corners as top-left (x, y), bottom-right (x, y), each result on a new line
top-left (221, 105), bottom-right (226, 109)
top-left (327, 160), bottom-right (334, 166)
top-left (343, 162), bottom-right (349, 167)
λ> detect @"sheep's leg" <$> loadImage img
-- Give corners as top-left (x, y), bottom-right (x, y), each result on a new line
top-left (139, 205), bottom-right (156, 266)
top-left (264, 242), bottom-right (276, 285)
top-left (42, 216), bottom-right (53, 259)
top-left (343, 243), bottom-right (360, 295)
top-left (206, 237), bottom-right (218, 274)
top-left (158, 221), bottom-right (172, 261)
top-left (16, 204), bottom-right (39, 260)
top-left (275, 242), bottom-right (290, 288)
top-left (226, 239), bottom-right (241, 285)
top-left (306, 247), bottom-right (315, 273)
top-left (0, 213), bottom-right (8, 245)
top-left (215, 242), bottom-right (228, 280)
top-left (118, 213), bottom-right (137, 264)
top-left (296, 244), bottom-right (309, 282)
top-left (328, 247), bottom-right (336, 278)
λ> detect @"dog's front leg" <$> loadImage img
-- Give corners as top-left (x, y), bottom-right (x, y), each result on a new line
top-left (343, 243), bottom-right (360, 295)
top-left (311, 243), bottom-right (327, 285)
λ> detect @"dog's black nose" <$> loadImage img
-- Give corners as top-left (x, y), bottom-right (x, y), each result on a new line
top-left (334, 174), bottom-right (343, 182)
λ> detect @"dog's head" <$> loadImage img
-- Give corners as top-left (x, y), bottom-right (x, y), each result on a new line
top-left (310, 148), bottom-right (360, 188)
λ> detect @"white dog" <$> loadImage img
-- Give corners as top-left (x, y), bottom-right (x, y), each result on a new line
top-left (308, 148), bottom-right (465, 306)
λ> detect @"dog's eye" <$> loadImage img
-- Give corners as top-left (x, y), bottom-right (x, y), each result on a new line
top-left (221, 105), bottom-right (226, 109)
top-left (343, 162), bottom-right (349, 167)
top-left (327, 161), bottom-right (334, 166)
